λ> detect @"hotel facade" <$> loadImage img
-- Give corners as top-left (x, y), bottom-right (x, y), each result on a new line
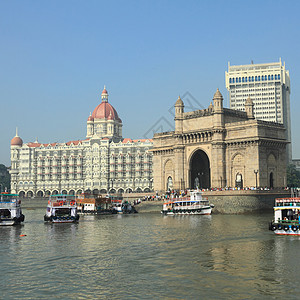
top-left (10, 88), bottom-right (153, 197)
top-left (225, 59), bottom-right (291, 162)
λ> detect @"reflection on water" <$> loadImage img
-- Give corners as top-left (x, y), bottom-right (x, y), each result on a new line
top-left (1, 200), bottom-right (300, 299)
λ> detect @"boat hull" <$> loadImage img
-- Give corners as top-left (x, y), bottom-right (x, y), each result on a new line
top-left (44, 216), bottom-right (79, 223)
top-left (0, 215), bottom-right (25, 226)
top-left (274, 229), bottom-right (300, 235)
top-left (162, 207), bottom-right (212, 216)
top-left (0, 219), bottom-right (17, 226)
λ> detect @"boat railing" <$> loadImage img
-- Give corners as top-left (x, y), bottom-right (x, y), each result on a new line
top-left (173, 203), bottom-right (209, 209)
top-left (49, 199), bottom-right (77, 207)
top-left (276, 219), bottom-right (300, 224)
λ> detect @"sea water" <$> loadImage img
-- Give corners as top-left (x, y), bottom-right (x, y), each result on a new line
top-left (0, 199), bottom-right (299, 299)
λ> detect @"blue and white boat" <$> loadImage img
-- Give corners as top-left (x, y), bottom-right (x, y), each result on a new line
top-left (161, 190), bottom-right (214, 216)
top-left (269, 196), bottom-right (300, 235)
top-left (0, 193), bottom-right (25, 226)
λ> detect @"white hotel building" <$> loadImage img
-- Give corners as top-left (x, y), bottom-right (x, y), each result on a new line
top-left (225, 59), bottom-right (291, 161)
top-left (10, 87), bottom-right (153, 197)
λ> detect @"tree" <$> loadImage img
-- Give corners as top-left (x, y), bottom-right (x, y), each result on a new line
top-left (0, 164), bottom-right (10, 193)
top-left (287, 164), bottom-right (300, 188)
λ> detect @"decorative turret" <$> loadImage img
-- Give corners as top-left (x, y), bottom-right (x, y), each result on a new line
top-left (212, 89), bottom-right (224, 129)
top-left (175, 96), bottom-right (184, 133)
top-left (245, 97), bottom-right (255, 119)
top-left (87, 113), bottom-right (94, 138)
top-left (101, 85), bottom-right (108, 102)
top-left (175, 96), bottom-right (184, 116)
top-left (213, 88), bottom-right (223, 113)
top-left (11, 128), bottom-right (23, 147)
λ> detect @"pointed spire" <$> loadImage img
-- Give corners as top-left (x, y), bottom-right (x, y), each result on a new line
top-left (15, 127), bottom-right (19, 137)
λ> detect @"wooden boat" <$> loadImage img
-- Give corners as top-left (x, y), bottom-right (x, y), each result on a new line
top-left (76, 192), bottom-right (116, 215)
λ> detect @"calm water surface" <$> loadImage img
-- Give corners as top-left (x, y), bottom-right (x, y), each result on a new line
top-left (1, 199), bottom-right (300, 299)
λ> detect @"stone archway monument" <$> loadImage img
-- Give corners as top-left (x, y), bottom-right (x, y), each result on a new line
top-left (152, 89), bottom-right (287, 192)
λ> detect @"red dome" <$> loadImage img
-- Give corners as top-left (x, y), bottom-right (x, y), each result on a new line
top-left (91, 102), bottom-right (121, 122)
top-left (87, 115), bottom-right (94, 121)
top-left (102, 88), bottom-right (108, 95)
top-left (11, 136), bottom-right (23, 146)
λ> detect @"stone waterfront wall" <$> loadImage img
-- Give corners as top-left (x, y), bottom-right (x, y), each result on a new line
top-left (202, 190), bottom-right (290, 214)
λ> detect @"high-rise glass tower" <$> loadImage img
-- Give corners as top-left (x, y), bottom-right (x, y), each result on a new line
top-left (225, 59), bottom-right (291, 162)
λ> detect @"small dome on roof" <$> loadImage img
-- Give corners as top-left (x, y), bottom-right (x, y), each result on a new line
top-left (87, 113), bottom-right (94, 121)
top-left (213, 88), bottom-right (223, 100)
top-left (102, 86), bottom-right (108, 95)
top-left (11, 128), bottom-right (23, 146)
top-left (175, 96), bottom-right (184, 106)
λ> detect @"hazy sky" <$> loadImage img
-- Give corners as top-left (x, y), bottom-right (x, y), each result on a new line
top-left (1, 0), bottom-right (300, 166)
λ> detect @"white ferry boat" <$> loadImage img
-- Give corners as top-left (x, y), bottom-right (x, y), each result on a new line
top-left (44, 194), bottom-right (79, 223)
top-left (161, 190), bottom-right (214, 216)
top-left (0, 193), bottom-right (25, 226)
top-left (269, 197), bottom-right (300, 235)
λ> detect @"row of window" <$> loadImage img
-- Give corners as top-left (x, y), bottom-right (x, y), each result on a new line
top-left (229, 74), bottom-right (281, 83)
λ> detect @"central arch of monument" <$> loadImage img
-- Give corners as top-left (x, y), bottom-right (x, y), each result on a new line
top-left (189, 149), bottom-right (210, 189)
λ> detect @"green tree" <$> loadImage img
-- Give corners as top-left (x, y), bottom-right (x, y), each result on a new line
top-left (0, 164), bottom-right (10, 193)
top-left (287, 164), bottom-right (300, 187)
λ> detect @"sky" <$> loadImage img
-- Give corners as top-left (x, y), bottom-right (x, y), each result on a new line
top-left (1, 0), bottom-right (300, 166)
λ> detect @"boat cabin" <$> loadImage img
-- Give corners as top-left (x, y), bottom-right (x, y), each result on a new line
top-left (274, 198), bottom-right (300, 223)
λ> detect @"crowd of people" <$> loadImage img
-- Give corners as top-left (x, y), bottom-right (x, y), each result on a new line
top-left (133, 186), bottom-right (294, 204)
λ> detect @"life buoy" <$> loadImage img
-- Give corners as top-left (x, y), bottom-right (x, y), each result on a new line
top-left (70, 201), bottom-right (75, 206)
top-left (271, 224), bottom-right (277, 231)
top-left (284, 225), bottom-right (289, 231)
top-left (292, 225), bottom-right (298, 232)
top-left (277, 224), bottom-right (283, 230)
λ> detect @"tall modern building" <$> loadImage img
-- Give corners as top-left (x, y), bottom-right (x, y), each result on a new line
top-left (225, 59), bottom-right (291, 162)
top-left (10, 87), bottom-right (153, 197)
